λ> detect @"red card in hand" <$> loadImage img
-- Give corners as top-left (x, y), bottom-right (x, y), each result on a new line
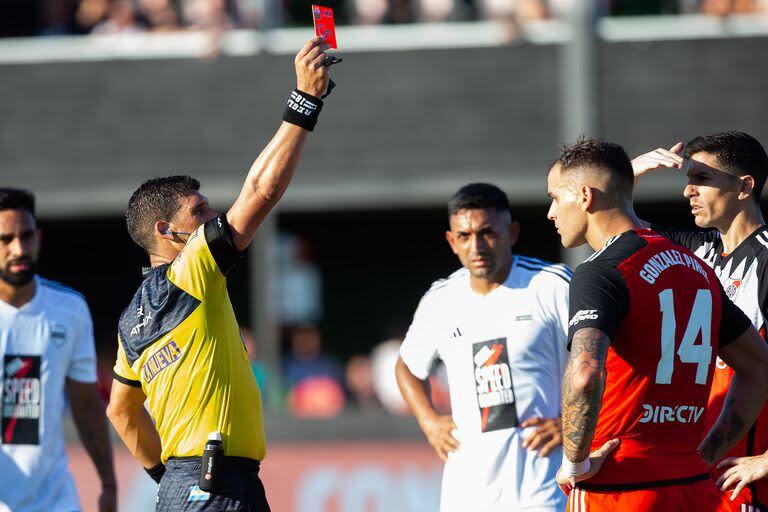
top-left (312, 4), bottom-right (338, 49)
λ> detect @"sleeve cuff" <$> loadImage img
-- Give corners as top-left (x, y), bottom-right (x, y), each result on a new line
top-left (112, 369), bottom-right (142, 387)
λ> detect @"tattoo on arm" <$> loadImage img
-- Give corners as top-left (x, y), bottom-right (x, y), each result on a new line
top-left (701, 430), bottom-right (724, 467)
top-left (700, 393), bottom-right (748, 466)
top-left (561, 327), bottom-right (610, 462)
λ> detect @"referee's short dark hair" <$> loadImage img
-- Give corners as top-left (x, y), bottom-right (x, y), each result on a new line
top-left (0, 188), bottom-right (36, 220)
top-left (126, 175), bottom-right (200, 251)
top-left (448, 183), bottom-right (511, 219)
top-left (684, 131), bottom-right (768, 201)
top-left (553, 138), bottom-right (634, 200)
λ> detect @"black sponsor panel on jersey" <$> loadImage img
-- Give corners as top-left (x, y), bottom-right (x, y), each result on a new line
top-left (2, 355), bottom-right (41, 445)
top-left (472, 338), bottom-right (518, 432)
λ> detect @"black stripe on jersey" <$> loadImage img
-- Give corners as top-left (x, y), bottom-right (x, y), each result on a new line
top-left (112, 369), bottom-right (142, 387)
top-left (517, 263), bottom-right (572, 283)
top-left (517, 256), bottom-right (573, 275)
top-left (576, 472), bottom-right (709, 492)
top-left (518, 255), bottom-right (573, 271)
top-left (424, 269), bottom-right (466, 294)
top-left (40, 278), bottom-right (86, 301)
top-left (118, 265), bottom-right (201, 366)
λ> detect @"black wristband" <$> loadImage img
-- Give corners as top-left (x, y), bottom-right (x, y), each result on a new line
top-left (145, 463), bottom-right (166, 484)
top-left (283, 89), bottom-right (323, 131)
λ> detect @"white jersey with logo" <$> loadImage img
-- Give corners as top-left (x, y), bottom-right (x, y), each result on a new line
top-left (0, 277), bottom-right (97, 512)
top-left (400, 256), bottom-right (571, 512)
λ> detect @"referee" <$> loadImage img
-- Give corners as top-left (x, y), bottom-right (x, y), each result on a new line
top-left (106, 37), bottom-right (333, 511)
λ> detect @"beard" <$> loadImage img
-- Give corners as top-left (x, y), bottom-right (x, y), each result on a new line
top-left (0, 258), bottom-right (38, 287)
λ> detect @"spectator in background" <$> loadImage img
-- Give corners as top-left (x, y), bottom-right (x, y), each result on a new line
top-left (92, 0), bottom-right (144, 33)
top-left (345, 354), bottom-right (382, 411)
top-left (283, 325), bottom-right (345, 417)
top-left (699, 0), bottom-right (767, 14)
top-left (277, 235), bottom-right (324, 327)
top-left (283, 325), bottom-right (343, 386)
top-left (372, 329), bottom-right (452, 415)
top-left (371, 337), bottom-right (410, 414)
top-left (241, 327), bottom-right (268, 392)
top-left (353, 0), bottom-right (389, 24)
top-left (182, 0), bottom-right (237, 29)
top-left (75, 0), bottom-right (111, 33)
top-left (138, 0), bottom-right (182, 31)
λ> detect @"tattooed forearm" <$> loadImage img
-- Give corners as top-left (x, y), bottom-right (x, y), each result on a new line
top-left (561, 327), bottom-right (610, 462)
top-left (726, 412), bottom-right (745, 443)
top-left (700, 371), bottom-right (767, 466)
top-left (700, 430), bottom-right (724, 466)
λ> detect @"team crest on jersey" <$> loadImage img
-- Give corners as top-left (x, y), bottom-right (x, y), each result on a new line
top-left (49, 323), bottom-right (68, 347)
top-left (2, 355), bottom-right (41, 445)
top-left (142, 340), bottom-right (182, 383)
top-left (724, 278), bottom-right (742, 300)
top-left (472, 338), bottom-right (518, 433)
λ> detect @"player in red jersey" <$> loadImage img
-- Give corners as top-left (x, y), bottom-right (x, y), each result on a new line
top-left (545, 138), bottom-right (768, 511)
top-left (633, 132), bottom-right (768, 510)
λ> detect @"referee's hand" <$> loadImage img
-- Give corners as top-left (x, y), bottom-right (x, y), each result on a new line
top-left (295, 36), bottom-right (331, 99)
top-left (419, 413), bottom-right (460, 461)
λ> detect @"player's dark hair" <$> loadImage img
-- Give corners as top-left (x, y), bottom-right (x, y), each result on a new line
top-left (448, 183), bottom-right (511, 219)
top-left (126, 175), bottom-right (200, 251)
top-left (684, 131), bottom-right (768, 200)
top-left (553, 138), bottom-right (634, 200)
top-left (0, 188), bottom-right (36, 220)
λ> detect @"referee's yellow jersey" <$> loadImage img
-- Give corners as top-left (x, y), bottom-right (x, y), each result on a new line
top-left (112, 215), bottom-right (265, 463)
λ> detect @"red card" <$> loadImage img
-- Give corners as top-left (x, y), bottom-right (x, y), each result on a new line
top-left (312, 4), bottom-right (337, 49)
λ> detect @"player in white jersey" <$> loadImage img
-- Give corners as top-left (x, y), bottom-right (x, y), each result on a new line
top-left (396, 183), bottom-right (570, 512)
top-left (0, 188), bottom-right (116, 512)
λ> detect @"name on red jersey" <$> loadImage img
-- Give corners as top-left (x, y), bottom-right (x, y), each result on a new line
top-left (639, 248), bottom-right (709, 285)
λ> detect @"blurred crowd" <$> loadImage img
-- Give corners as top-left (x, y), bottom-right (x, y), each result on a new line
top-left (2, 0), bottom-right (768, 38)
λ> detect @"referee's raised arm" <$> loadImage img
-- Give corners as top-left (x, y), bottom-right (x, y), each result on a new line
top-left (226, 36), bottom-right (332, 251)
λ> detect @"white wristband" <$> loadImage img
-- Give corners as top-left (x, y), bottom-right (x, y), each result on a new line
top-left (561, 455), bottom-right (591, 478)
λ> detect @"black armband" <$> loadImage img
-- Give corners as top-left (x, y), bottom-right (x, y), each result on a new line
top-left (145, 462), bottom-right (166, 484)
top-left (283, 89), bottom-right (323, 131)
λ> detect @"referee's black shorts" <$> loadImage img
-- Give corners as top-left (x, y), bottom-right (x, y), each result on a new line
top-left (156, 456), bottom-right (270, 512)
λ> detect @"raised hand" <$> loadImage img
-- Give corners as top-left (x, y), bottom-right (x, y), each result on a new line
top-left (295, 36), bottom-right (331, 98)
top-left (632, 142), bottom-right (685, 179)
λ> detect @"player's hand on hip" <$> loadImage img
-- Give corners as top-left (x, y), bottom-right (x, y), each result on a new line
top-left (419, 414), bottom-right (460, 461)
top-left (556, 438), bottom-right (620, 494)
top-left (631, 142), bottom-right (685, 179)
top-left (716, 453), bottom-right (768, 501)
top-left (521, 417), bottom-right (562, 456)
top-left (98, 485), bottom-right (117, 512)
top-left (295, 36), bottom-right (331, 98)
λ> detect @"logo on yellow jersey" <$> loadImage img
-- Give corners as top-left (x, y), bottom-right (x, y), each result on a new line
top-left (142, 340), bottom-right (182, 383)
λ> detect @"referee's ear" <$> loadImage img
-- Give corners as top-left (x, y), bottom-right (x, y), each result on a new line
top-left (508, 220), bottom-right (520, 247)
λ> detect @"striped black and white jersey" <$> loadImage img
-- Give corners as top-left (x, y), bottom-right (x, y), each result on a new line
top-left (654, 224), bottom-right (768, 509)
top-left (400, 254), bottom-right (571, 512)
top-left (653, 225), bottom-right (768, 336)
